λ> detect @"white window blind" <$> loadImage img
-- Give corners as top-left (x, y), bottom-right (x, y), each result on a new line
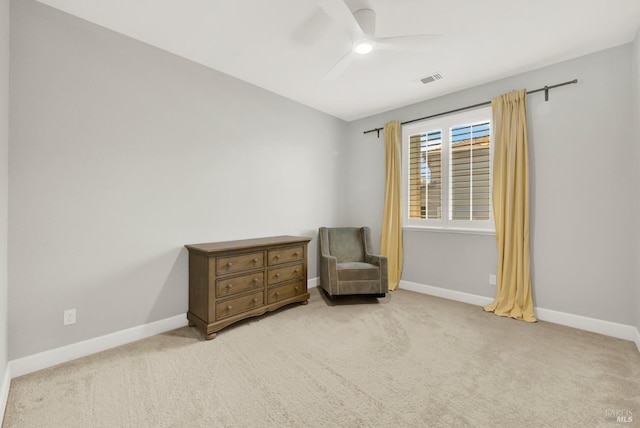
top-left (402, 107), bottom-right (494, 232)
top-left (450, 122), bottom-right (490, 221)
top-left (409, 130), bottom-right (441, 220)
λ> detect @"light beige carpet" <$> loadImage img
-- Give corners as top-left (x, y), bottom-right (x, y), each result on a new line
top-left (3, 288), bottom-right (639, 427)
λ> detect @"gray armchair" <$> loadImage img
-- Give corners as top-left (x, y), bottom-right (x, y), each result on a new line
top-left (318, 227), bottom-right (388, 298)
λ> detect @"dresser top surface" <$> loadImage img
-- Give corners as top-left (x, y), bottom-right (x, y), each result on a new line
top-left (185, 235), bottom-right (312, 254)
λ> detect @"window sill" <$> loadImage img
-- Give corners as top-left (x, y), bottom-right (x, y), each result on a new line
top-left (403, 226), bottom-right (496, 236)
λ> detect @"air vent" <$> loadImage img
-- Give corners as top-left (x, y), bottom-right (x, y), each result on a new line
top-left (420, 73), bottom-right (443, 84)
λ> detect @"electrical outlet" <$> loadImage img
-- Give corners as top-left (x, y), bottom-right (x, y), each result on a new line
top-left (489, 275), bottom-right (496, 285)
top-left (64, 308), bottom-right (76, 326)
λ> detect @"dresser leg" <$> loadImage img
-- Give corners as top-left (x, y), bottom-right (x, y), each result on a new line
top-left (188, 321), bottom-right (195, 327)
top-left (301, 300), bottom-right (309, 305)
top-left (205, 332), bottom-right (217, 340)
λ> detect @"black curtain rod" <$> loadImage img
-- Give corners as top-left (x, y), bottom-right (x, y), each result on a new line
top-left (363, 78), bottom-right (578, 137)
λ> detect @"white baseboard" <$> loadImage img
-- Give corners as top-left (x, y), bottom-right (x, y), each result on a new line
top-left (9, 277), bottom-right (321, 379)
top-left (9, 314), bottom-right (188, 379)
top-left (400, 280), bottom-right (493, 307)
top-left (534, 307), bottom-right (637, 342)
top-left (6, 276), bottom-right (634, 413)
top-left (308, 277), bottom-right (319, 289)
top-left (0, 363), bottom-right (11, 427)
top-left (399, 280), bottom-right (638, 344)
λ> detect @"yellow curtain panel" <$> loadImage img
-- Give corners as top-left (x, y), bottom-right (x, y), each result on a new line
top-left (381, 121), bottom-right (403, 290)
top-left (484, 89), bottom-right (536, 322)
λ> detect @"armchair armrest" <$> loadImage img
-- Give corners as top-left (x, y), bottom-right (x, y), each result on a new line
top-left (320, 253), bottom-right (337, 271)
top-left (364, 253), bottom-right (386, 267)
top-left (319, 254), bottom-right (338, 294)
top-left (365, 253), bottom-right (388, 293)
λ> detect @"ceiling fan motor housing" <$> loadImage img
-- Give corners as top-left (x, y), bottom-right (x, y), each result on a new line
top-left (354, 8), bottom-right (376, 37)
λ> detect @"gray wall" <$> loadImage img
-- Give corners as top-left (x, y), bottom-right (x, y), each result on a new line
top-left (9, 0), bottom-right (347, 359)
top-left (633, 28), bottom-right (640, 333)
top-left (7, 0), bottom-right (639, 363)
top-left (346, 45), bottom-right (637, 326)
top-left (0, 0), bottom-right (9, 382)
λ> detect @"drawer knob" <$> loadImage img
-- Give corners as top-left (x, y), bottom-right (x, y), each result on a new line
top-left (227, 284), bottom-right (233, 289)
top-left (253, 258), bottom-right (258, 263)
top-left (275, 273), bottom-right (280, 278)
top-left (294, 252), bottom-right (299, 256)
top-left (226, 305), bottom-right (232, 311)
top-left (226, 262), bottom-right (233, 268)
top-left (295, 286), bottom-right (299, 292)
top-left (275, 255), bottom-right (280, 259)
top-left (275, 292), bottom-right (280, 297)
top-left (252, 298), bottom-right (258, 303)
top-left (294, 269), bottom-right (299, 274)
top-left (253, 278), bottom-right (258, 283)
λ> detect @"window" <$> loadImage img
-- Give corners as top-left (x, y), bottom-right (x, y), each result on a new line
top-left (402, 107), bottom-right (493, 232)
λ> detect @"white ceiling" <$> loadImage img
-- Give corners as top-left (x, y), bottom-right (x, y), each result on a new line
top-left (35, 0), bottom-right (640, 121)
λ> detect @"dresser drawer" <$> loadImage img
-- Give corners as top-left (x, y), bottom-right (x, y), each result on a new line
top-left (267, 263), bottom-right (304, 285)
top-left (216, 252), bottom-right (264, 275)
top-left (268, 245), bottom-right (304, 266)
top-left (268, 280), bottom-right (305, 304)
top-left (216, 291), bottom-right (264, 320)
top-left (216, 272), bottom-right (264, 298)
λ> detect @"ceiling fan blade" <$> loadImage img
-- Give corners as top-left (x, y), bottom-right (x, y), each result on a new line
top-left (323, 50), bottom-right (356, 80)
top-left (375, 34), bottom-right (442, 52)
top-left (316, 0), bottom-right (364, 41)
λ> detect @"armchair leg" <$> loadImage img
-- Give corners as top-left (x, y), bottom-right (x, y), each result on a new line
top-left (323, 288), bottom-right (335, 300)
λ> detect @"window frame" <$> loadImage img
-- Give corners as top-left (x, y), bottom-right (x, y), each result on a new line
top-left (401, 106), bottom-right (495, 233)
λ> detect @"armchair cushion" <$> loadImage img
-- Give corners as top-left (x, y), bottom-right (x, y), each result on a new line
top-left (336, 262), bottom-right (381, 282)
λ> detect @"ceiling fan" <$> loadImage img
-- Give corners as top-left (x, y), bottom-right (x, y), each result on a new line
top-left (317, 0), bottom-right (442, 79)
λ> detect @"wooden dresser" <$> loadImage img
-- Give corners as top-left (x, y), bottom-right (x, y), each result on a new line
top-left (185, 235), bottom-right (312, 339)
